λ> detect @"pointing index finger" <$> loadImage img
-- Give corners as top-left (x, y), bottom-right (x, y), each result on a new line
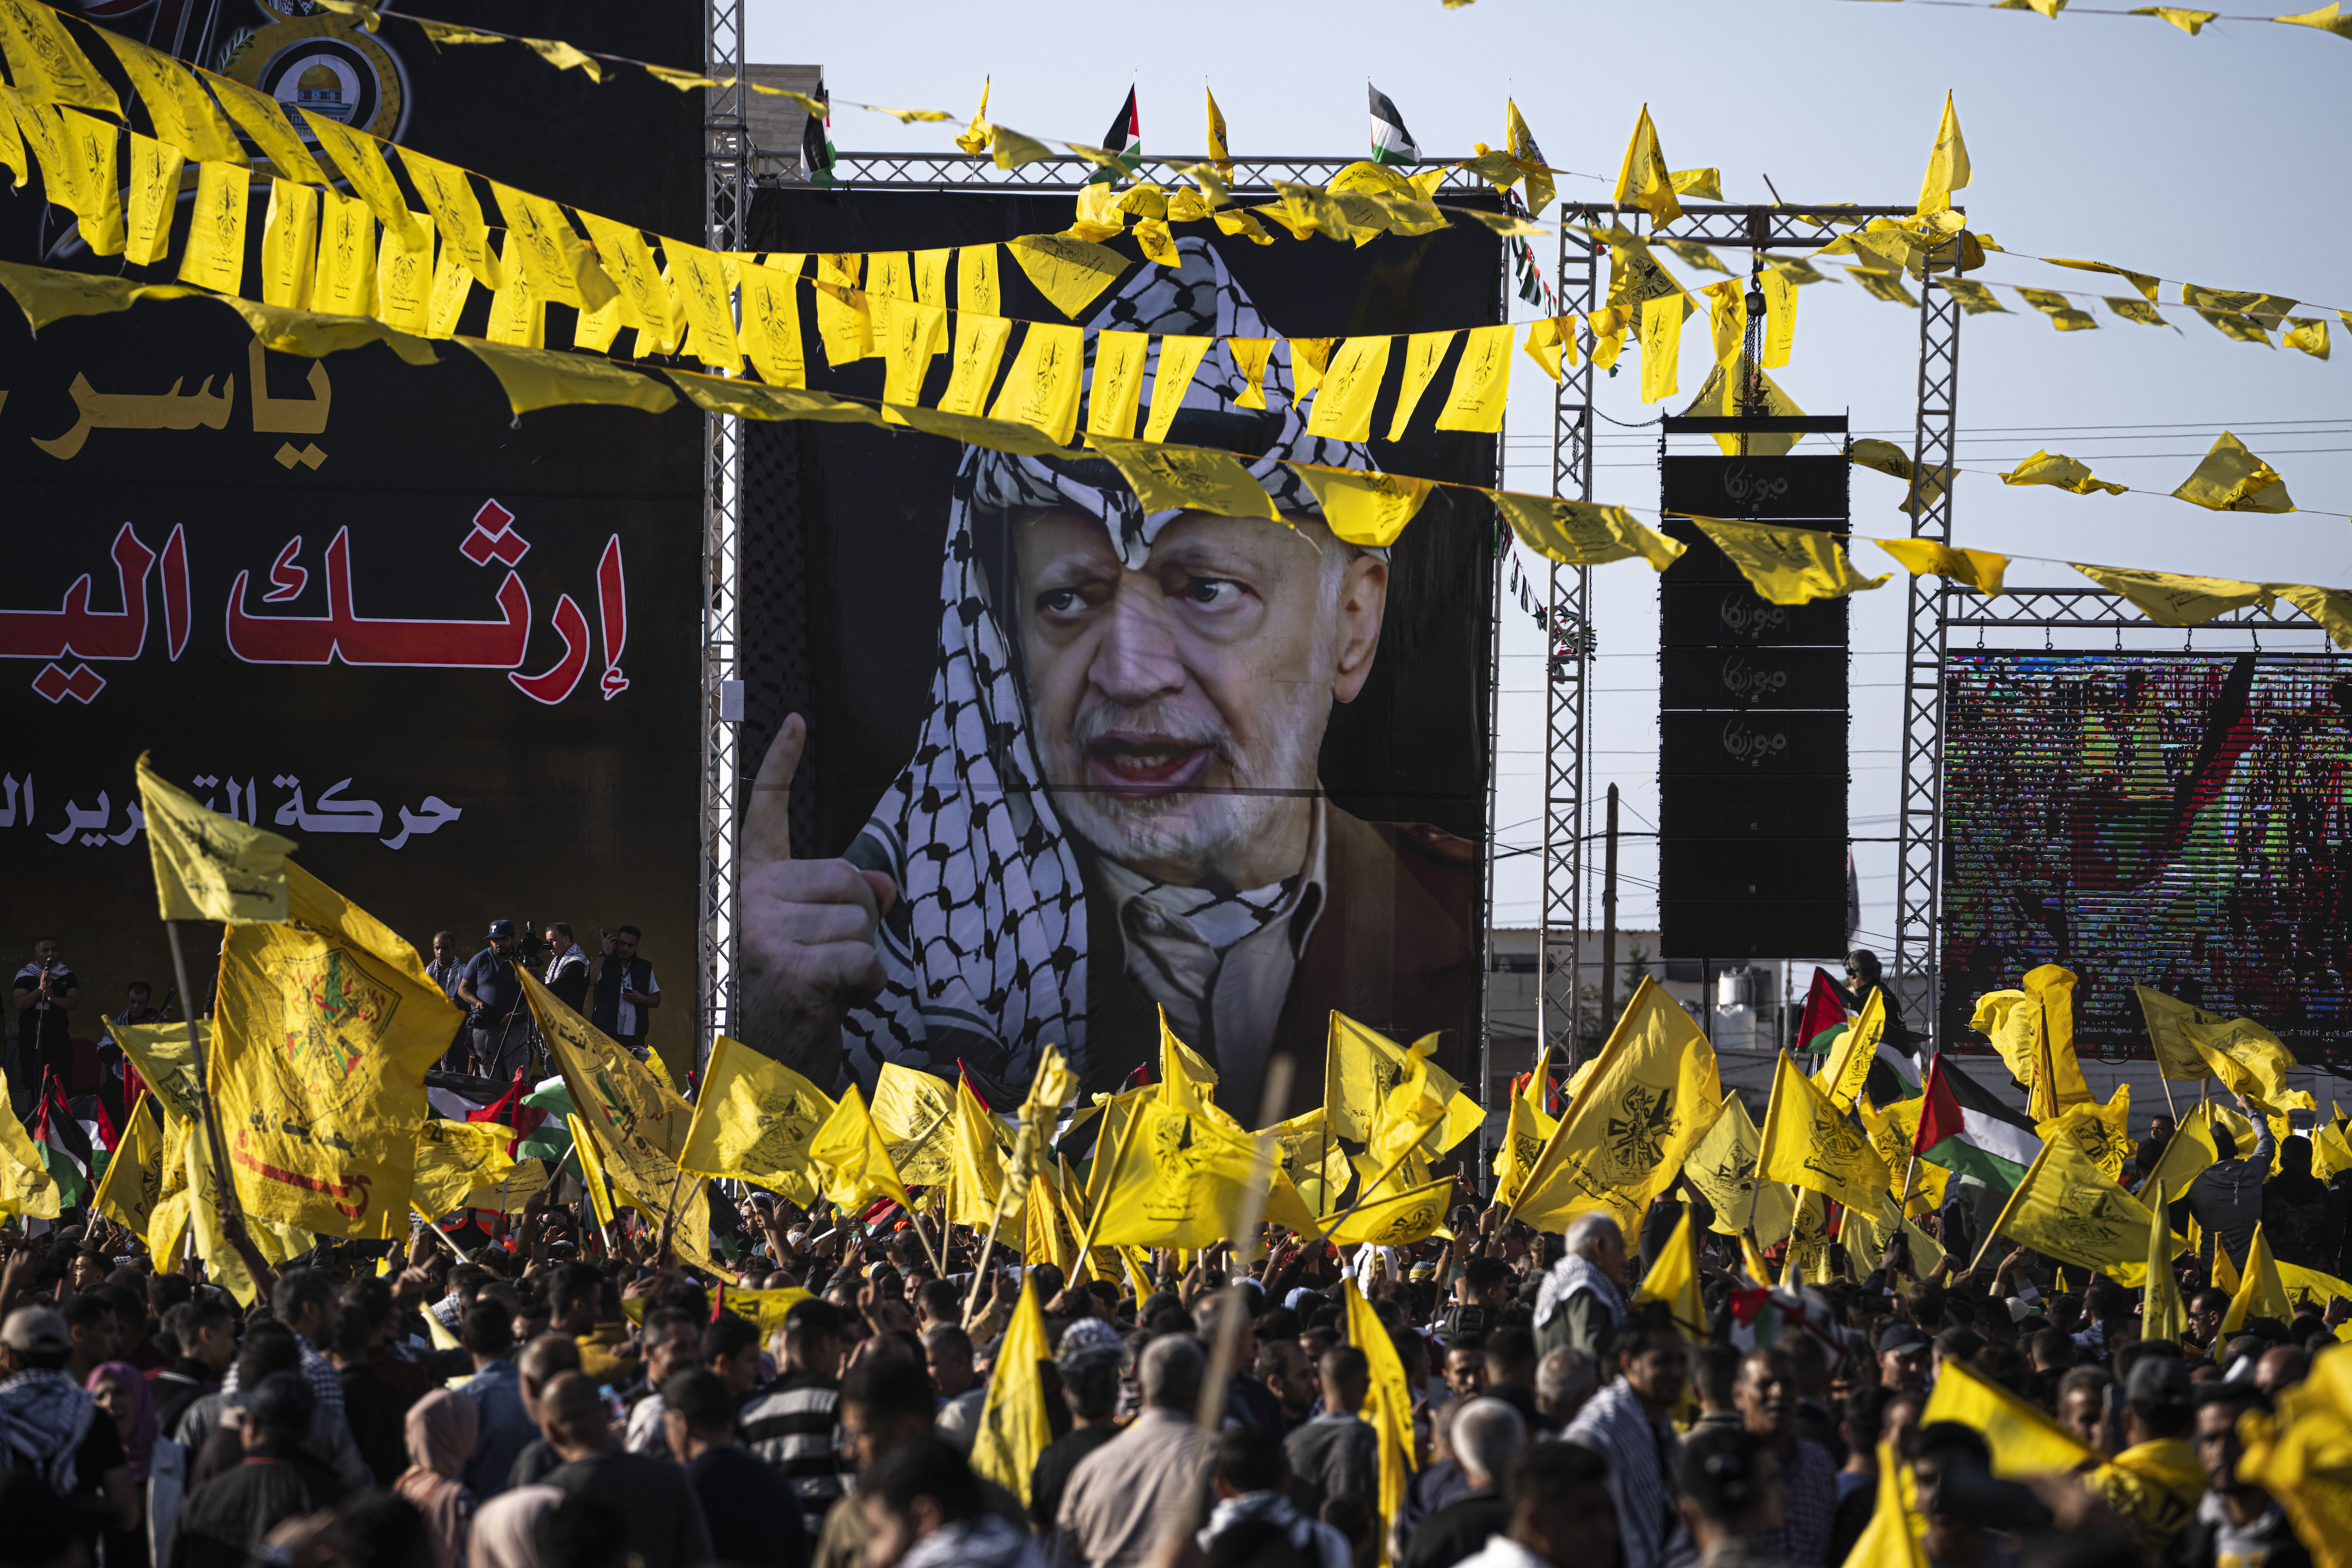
top-left (746, 713), bottom-right (806, 864)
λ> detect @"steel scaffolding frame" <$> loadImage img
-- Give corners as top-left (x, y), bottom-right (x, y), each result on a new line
top-left (697, 0), bottom-right (749, 1058)
top-left (769, 151), bottom-right (1490, 193)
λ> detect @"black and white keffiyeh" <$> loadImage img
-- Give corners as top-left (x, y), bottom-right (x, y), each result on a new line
top-left (0, 1368), bottom-right (95, 1493)
top-left (840, 238), bottom-right (1376, 1096)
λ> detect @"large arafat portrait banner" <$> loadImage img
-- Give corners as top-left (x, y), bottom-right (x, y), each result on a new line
top-left (0, 0), bottom-right (704, 1067)
top-left (736, 189), bottom-right (1504, 1120)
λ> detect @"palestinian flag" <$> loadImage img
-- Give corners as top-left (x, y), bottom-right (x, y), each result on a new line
top-left (1369, 84), bottom-right (1419, 167)
top-left (801, 75), bottom-right (835, 190)
top-left (516, 1075), bottom-right (577, 1163)
top-left (468, 1069), bottom-right (548, 1158)
top-left (1796, 967), bottom-right (1850, 1055)
top-left (1088, 88), bottom-right (1142, 186)
top-left (35, 1075), bottom-right (92, 1208)
top-left (1913, 1054), bottom-right (2042, 1191)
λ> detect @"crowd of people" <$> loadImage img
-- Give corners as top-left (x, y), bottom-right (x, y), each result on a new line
top-left (0, 1120), bottom-right (2338, 1568)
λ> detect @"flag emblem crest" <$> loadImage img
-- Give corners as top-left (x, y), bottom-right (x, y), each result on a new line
top-left (1603, 1085), bottom-right (1677, 1179)
top-left (277, 947), bottom-right (397, 1094)
top-left (2053, 1185), bottom-right (2131, 1254)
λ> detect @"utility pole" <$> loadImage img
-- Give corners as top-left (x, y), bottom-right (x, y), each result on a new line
top-left (1602, 784), bottom-right (1619, 1028)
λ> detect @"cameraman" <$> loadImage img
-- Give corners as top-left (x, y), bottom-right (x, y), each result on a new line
top-left (11, 937), bottom-right (78, 1113)
top-left (457, 920), bottom-right (531, 1082)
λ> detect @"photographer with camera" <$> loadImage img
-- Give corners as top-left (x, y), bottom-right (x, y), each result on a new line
top-left (457, 920), bottom-right (532, 1082)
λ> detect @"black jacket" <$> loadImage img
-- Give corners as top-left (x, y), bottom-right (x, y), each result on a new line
top-left (1403, 1485), bottom-right (1511, 1568)
top-left (172, 1442), bottom-right (347, 1568)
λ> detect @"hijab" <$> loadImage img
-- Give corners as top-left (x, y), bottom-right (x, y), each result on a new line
top-left (469, 1484), bottom-right (565, 1568)
top-left (394, 1388), bottom-right (480, 1568)
top-left (87, 1361), bottom-right (158, 1482)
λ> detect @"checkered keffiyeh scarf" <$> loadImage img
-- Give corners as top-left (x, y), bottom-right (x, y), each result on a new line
top-left (838, 238), bottom-right (1374, 1097)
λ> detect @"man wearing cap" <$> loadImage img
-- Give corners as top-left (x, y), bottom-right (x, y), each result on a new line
top-left (736, 240), bottom-right (1478, 1118)
top-left (2085, 1356), bottom-right (2207, 1562)
top-left (0, 1304), bottom-right (136, 1529)
top-left (1876, 1325), bottom-right (1932, 1393)
top-left (458, 920), bottom-right (532, 1081)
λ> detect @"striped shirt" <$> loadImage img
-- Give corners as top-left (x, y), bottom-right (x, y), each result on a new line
top-left (738, 1369), bottom-right (852, 1540)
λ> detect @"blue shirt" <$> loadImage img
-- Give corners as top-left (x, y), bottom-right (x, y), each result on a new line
top-left (461, 948), bottom-right (527, 1026)
top-left (462, 1356), bottom-right (536, 1497)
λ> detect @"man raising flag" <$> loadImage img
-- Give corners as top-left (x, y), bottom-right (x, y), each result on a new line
top-left (1369, 83), bottom-right (1419, 167)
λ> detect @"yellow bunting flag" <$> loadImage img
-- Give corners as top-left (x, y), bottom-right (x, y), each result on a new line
top-left (988, 321), bottom-right (1086, 443)
top-left (2170, 431), bottom-right (2294, 512)
top-left (211, 862), bottom-right (464, 1238)
top-left (1681, 355), bottom-right (1806, 456)
top-left (738, 259), bottom-right (806, 388)
top-left (1492, 494), bottom-right (1685, 571)
top-left (678, 1035), bottom-right (834, 1205)
top-left (102, 34), bottom-right (239, 163)
top-left (1089, 436), bottom-right (1279, 522)
top-left (2000, 449), bottom-right (2128, 495)
top-left (177, 161), bottom-right (250, 293)
top-left (1917, 90), bottom-right (1970, 215)
top-left (1922, 1359), bottom-right (2097, 1477)
top-left (1226, 335), bottom-right (1274, 408)
top-left (1984, 1131), bottom-right (2171, 1286)
top-left (878, 297), bottom-right (947, 408)
top-left (56, 107), bottom-right (122, 255)
top-left (1638, 294), bottom-right (1682, 403)
top-left (1387, 332), bottom-right (1451, 441)
top-left (2015, 287), bottom-right (2098, 330)
top-left (1435, 323), bottom-right (1513, 432)
top-left (2282, 317), bottom-right (2330, 358)
top-left (2073, 566), bottom-right (2274, 627)
top-left (1756, 1051), bottom-right (1890, 1212)
top-left (1694, 519), bottom-right (1891, 605)
top-left (2273, 2), bottom-right (2352, 35)
top-left (313, 189), bottom-right (377, 318)
top-left (1669, 168), bottom-right (1723, 200)
top-left (1510, 977), bottom-right (1723, 1236)
top-left (938, 313), bottom-right (1013, 417)
top-left (258, 177), bottom-right (317, 309)
top-left (1876, 538), bottom-right (2007, 596)
top-left (2048, 257), bottom-right (2161, 302)
top-left (1523, 315), bottom-right (1573, 382)
top-left (124, 134), bottom-right (182, 268)
top-left (0, 0), bottom-right (119, 116)
top-left (1939, 278), bottom-right (2007, 315)
top-left (209, 75), bottom-right (327, 185)
top-left (211, 294), bottom-right (436, 365)
top-left (665, 241), bottom-right (740, 372)
top-left (137, 754), bottom-right (294, 923)
top-left (491, 184), bottom-right (614, 313)
top-left (298, 111), bottom-right (424, 248)
top-left (2277, 585), bottom-right (2352, 650)
top-left (806, 1085), bottom-right (913, 1211)
top-left (576, 210), bottom-right (667, 343)
top-left (1702, 279), bottom-right (1746, 369)
top-left (1007, 232), bottom-right (1128, 318)
top-left (456, 339), bottom-right (675, 416)
top-left (524, 972), bottom-right (727, 1276)
top-left (810, 252), bottom-right (869, 366)
top-left (1612, 104), bottom-right (1680, 227)
top-left (1292, 465), bottom-right (1432, 548)
top-left (1304, 335), bottom-right (1392, 441)
top-left (969, 1279), bottom-right (1051, 1502)
top-left (93, 1097), bottom-right (164, 1238)
top-left (659, 374), bottom-right (881, 430)
top-left (1086, 328), bottom-right (1149, 439)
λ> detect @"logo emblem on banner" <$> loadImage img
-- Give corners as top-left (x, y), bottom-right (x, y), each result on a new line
top-left (223, 7), bottom-right (408, 143)
top-left (276, 946), bottom-right (399, 1097)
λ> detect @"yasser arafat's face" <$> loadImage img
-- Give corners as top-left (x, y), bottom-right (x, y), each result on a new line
top-left (1011, 506), bottom-right (1385, 891)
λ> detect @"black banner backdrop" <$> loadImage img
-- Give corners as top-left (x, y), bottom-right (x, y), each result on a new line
top-left (739, 187), bottom-right (1503, 1115)
top-left (0, 2), bottom-right (705, 1074)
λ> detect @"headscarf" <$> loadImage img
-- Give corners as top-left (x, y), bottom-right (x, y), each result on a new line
top-left (87, 1361), bottom-right (158, 1481)
top-left (0, 1367), bottom-right (96, 1493)
top-left (469, 1484), bottom-right (564, 1568)
top-left (841, 237), bottom-right (1374, 1098)
top-left (394, 1388), bottom-right (479, 1568)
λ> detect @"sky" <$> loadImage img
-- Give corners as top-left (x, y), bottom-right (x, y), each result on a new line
top-left (745, 0), bottom-right (2352, 960)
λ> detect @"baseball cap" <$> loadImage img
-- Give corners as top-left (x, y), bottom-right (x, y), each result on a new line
top-left (2127, 1355), bottom-right (2194, 1411)
top-left (487, 918), bottom-right (518, 938)
top-left (0, 1306), bottom-right (68, 1355)
top-left (1877, 1323), bottom-right (1932, 1355)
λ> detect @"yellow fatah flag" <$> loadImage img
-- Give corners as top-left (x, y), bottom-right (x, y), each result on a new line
top-left (2076, 566), bottom-right (2276, 627)
top-left (2036, 1080), bottom-right (2134, 1185)
top-left (93, 1096), bottom-right (165, 1236)
top-left (1493, 1091), bottom-right (1556, 1209)
top-left (568, 1113), bottom-right (618, 1227)
top-left (953, 77), bottom-right (991, 155)
top-left (2144, 1180), bottom-right (2186, 1343)
top-left (1814, 987), bottom-right (1886, 1113)
top-left (1365, 1037), bottom-right (1454, 1174)
top-left (258, 177), bottom-right (317, 310)
top-left (1090, 1097), bottom-right (1302, 1248)
top-left (1684, 1093), bottom-right (1762, 1235)
top-left (1917, 90), bottom-right (1970, 215)
top-left (458, 341), bottom-right (677, 418)
top-left (988, 321), bottom-right (1086, 443)
top-left (875, 296), bottom-right (947, 408)
top-left (0, 1083), bottom-right (60, 1217)
top-left (1491, 494), bottom-right (1684, 572)
top-left (2282, 316), bottom-right (2331, 359)
top-left (1089, 436), bottom-right (1279, 524)
top-left (1006, 232), bottom-right (1128, 318)
top-left (210, 861), bottom-right (463, 1239)
top-left (1637, 293), bottom-right (1681, 404)
top-left (1506, 98), bottom-right (1553, 214)
top-left (2182, 1016), bottom-right (2313, 1114)
top-left (1343, 1282), bottom-right (1415, 1563)
top-left (2237, 1338), bottom-right (2352, 1566)
top-left (2171, 432), bottom-right (2295, 513)
top-left (2223, 1224), bottom-right (2293, 1333)
top-left (1612, 105), bottom-right (1679, 228)
top-left (1681, 355), bottom-right (1806, 456)
top-left (1523, 315), bottom-right (1573, 383)
top-left (1877, 538), bottom-right (2007, 597)
top-left (102, 34), bottom-right (238, 164)
top-left (1633, 1203), bottom-right (1705, 1337)
top-left (524, 971), bottom-right (728, 1277)
top-left (1693, 519), bottom-right (1891, 607)
top-left (950, 1075), bottom-right (1008, 1226)
top-left (1785, 1190), bottom-right (1833, 1285)
top-left (1293, 466), bottom-right (1433, 549)
top-left (137, 754), bottom-right (295, 924)
top-left (1085, 328), bottom-right (1150, 440)
top-left (491, 182), bottom-right (615, 314)
top-left (2273, 2), bottom-right (2352, 35)
top-left (665, 240), bottom-right (742, 373)
top-left (206, 75), bottom-right (325, 184)
top-left (1924, 1357), bottom-right (2097, 1477)
top-left (969, 1279), bottom-right (1052, 1502)
top-left (1303, 335), bottom-right (1392, 441)
top-left (1331, 1175), bottom-right (1454, 1247)
top-left (678, 1035), bottom-right (835, 1205)
top-left (1702, 279), bottom-right (1747, 370)
top-left (1756, 1051), bottom-right (1890, 1214)
top-left (1434, 323), bottom-right (1513, 433)
top-left (298, 111), bottom-right (424, 249)
top-left (1324, 1014), bottom-right (1484, 1155)
top-left (1847, 1441), bottom-right (1932, 1568)
top-left (177, 159), bottom-right (249, 294)
top-left (123, 133), bottom-right (183, 268)
top-left (1511, 977), bottom-right (1723, 1236)
top-left (872, 1062), bottom-right (957, 1187)
top-left (398, 148), bottom-right (503, 292)
top-left (1985, 1131), bottom-right (2171, 1286)
top-left (2000, 450), bottom-right (2128, 496)
top-left (408, 1119), bottom-right (519, 1222)
top-left (0, 0), bottom-right (119, 116)
top-left (312, 189), bottom-right (376, 320)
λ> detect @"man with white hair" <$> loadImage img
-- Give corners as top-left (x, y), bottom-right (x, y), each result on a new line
top-left (1055, 1334), bottom-right (1205, 1568)
top-left (734, 241), bottom-right (1479, 1118)
top-left (1535, 1347), bottom-right (1600, 1425)
top-left (1403, 1396), bottom-right (1527, 1568)
top-left (1534, 1214), bottom-right (1629, 1359)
